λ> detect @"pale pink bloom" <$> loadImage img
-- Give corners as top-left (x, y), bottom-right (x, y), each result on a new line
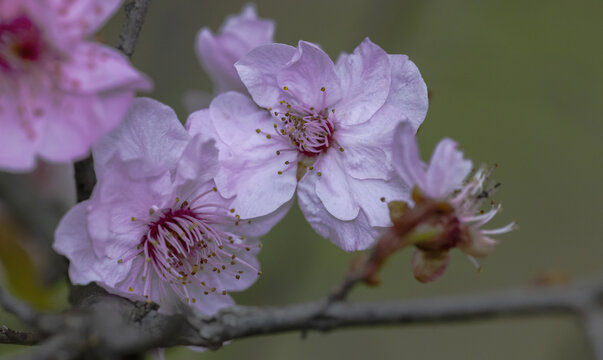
top-left (0, 0), bottom-right (151, 172)
top-left (392, 122), bottom-right (516, 282)
top-left (54, 98), bottom-right (273, 316)
top-left (195, 4), bottom-right (274, 95)
top-left (188, 38), bottom-right (428, 251)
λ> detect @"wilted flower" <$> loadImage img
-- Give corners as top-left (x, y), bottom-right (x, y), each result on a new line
top-left (392, 122), bottom-right (516, 282)
top-left (54, 98), bottom-right (272, 315)
top-left (0, 0), bottom-right (150, 171)
top-left (188, 38), bottom-right (428, 251)
top-left (184, 3), bottom-right (274, 111)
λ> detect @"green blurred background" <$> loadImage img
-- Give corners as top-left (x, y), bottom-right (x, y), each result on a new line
top-left (1, 0), bottom-right (602, 358)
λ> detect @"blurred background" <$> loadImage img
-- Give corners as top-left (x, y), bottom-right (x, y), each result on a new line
top-left (1, 0), bottom-right (602, 358)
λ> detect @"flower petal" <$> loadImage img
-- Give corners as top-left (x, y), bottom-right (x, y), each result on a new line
top-left (411, 249), bottom-right (450, 283)
top-left (425, 138), bottom-right (472, 198)
top-left (93, 97), bottom-right (190, 179)
top-left (334, 38), bottom-right (390, 126)
top-left (59, 43), bottom-right (151, 94)
top-left (276, 41), bottom-right (342, 109)
top-left (0, 91), bottom-right (37, 171)
top-left (313, 149), bottom-right (360, 221)
top-left (384, 54), bottom-right (429, 131)
top-left (236, 43), bottom-right (297, 108)
top-left (298, 174), bottom-right (382, 251)
top-left (391, 122), bottom-right (427, 190)
top-left (335, 104), bottom-right (409, 180)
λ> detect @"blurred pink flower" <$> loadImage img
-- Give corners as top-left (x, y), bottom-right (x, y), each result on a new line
top-left (196, 3), bottom-right (274, 95)
top-left (54, 98), bottom-right (274, 316)
top-left (187, 38), bottom-right (428, 251)
top-left (0, 0), bottom-right (151, 172)
top-left (392, 122), bottom-right (516, 283)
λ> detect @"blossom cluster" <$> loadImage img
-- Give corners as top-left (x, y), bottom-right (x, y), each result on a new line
top-left (0, 1), bottom-right (514, 331)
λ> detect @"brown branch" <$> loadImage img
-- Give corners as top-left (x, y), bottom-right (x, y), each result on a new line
top-left (0, 326), bottom-right (40, 346)
top-left (116, 0), bottom-right (153, 58)
top-left (12, 276), bottom-right (603, 360)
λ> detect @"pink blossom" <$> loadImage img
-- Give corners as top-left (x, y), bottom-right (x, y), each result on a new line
top-left (0, 0), bottom-right (151, 172)
top-left (196, 4), bottom-right (274, 95)
top-left (54, 98), bottom-right (273, 316)
top-left (187, 38), bottom-right (428, 251)
top-left (392, 122), bottom-right (516, 283)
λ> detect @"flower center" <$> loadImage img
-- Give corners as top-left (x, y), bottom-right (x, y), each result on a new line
top-left (271, 99), bottom-right (336, 157)
top-left (120, 198), bottom-right (260, 303)
top-left (0, 15), bottom-right (44, 73)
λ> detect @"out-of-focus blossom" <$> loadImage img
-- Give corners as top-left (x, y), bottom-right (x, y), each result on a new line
top-left (0, 0), bottom-right (151, 172)
top-left (54, 98), bottom-right (272, 316)
top-left (188, 38), bottom-right (428, 251)
top-left (185, 4), bottom-right (275, 112)
top-left (197, 4), bottom-right (274, 94)
top-left (392, 122), bottom-right (516, 283)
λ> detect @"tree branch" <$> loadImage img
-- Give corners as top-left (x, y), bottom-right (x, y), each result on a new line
top-left (12, 276), bottom-right (603, 359)
top-left (0, 326), bottom-right (40, 346)
top-left (116, 0), bottom-right (152, 58)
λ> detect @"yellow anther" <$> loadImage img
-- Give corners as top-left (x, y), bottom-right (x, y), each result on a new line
top-left (256, 128), bottom-right (261, 134)
top-left (128, 287), bottom-right (133, 292)
top-left (320, 86), bottom-right (325, 92)
top-left (317, 172), bottom-right (322, 176)
top-left (130, 217), bottom-right (136, 222)
top-left (266, 134), bottom-right (271, 139)
top-left (278, 170), bottom-right (283, 175)
top-left (283, 86), bottom-right (289, 90)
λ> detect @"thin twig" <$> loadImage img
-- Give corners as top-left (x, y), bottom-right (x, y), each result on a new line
top-left (0, 326), bottom-right (40, 346)
top-left (116, 0), bottom-right (153, 58)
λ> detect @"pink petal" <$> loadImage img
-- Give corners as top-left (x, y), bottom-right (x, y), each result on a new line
top-left (334, 38), bottom-right (391, 126)
top-left (425, 138), bottom-right (472, 198)
top-left (175, 134), bottom-right (219, 186)
top-left (298, 174), bottom-right (382, 251)
top-left (236, 43), bottom-right (297, 108)
top-left (196, 29), bottom-right (249, 93)
top-left (391, 122), bottom-right (427, 190)
top-left (335, 105), bottom-right (409, 180)
top-left (59, 43), bottom-right (151, 94)
top-left (313, 150), bottom-right (360, 221)
top-left (411, 249), bottom-right (450, 283)
top-left (53, 202), bottom-right (100, 284)
top-left (384, 54), bottom-right (429, 131)
top-left (214, 148), bottom-right (297, 219)
top-left (195, 4), bottom-right (274, 94)
top-left (53, 202), bottom-right (133, 286)
top-left (93, 97), bottom-right (190, 179)
top-left (0, 92), bottom-right (37, 171)
top-left (86, 159), bottom-right (173, 259)
top-left (201, 92), bottom-right (297, 219)
top-left (346, 176), bottom-right (409, 228)
top-left (41, 0), bottom-right (122, 48)
top-left (206, 92), bottom-right (275, 154)
top-left (276, 41), bottom-right (342, 109)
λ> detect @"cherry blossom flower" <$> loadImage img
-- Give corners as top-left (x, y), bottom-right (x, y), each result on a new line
top-left (54, 98), bottom-right (271, 316)
top-left (392, 122), bottom-right (516, 283)
top-left (0, 0), bottom-right (151, 172)
top-left (187, 38), bottom-right (428, 251)
top-left (184, 4), bottom-right (274, 111)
